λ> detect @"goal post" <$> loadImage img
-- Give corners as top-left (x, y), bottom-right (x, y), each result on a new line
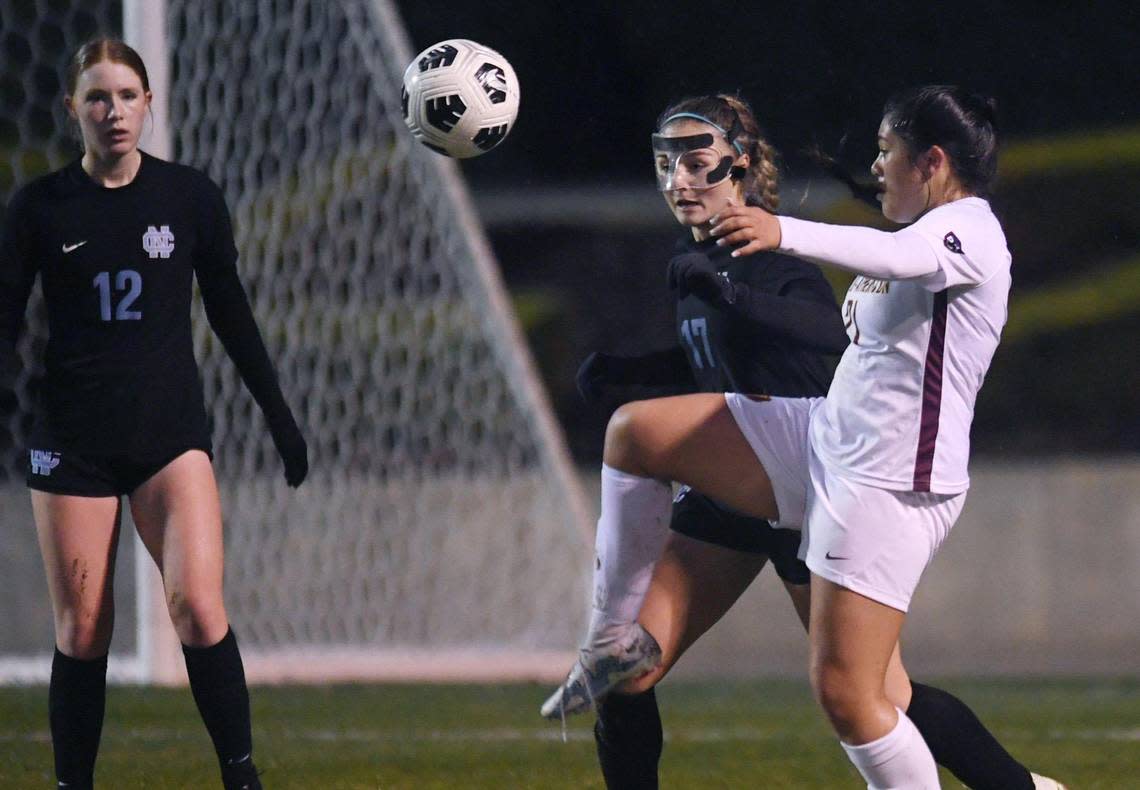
top-left (123, 0), bottom-right (188, 687)
top-left (0, 0), bottom-right (593, 685)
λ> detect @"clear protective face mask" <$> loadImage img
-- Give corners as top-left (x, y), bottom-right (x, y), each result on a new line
top-left (651, 112), bottom-right (745, 192)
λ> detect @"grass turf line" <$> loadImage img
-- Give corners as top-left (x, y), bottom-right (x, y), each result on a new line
top-left (1, 678), bottom-right (1136, 788)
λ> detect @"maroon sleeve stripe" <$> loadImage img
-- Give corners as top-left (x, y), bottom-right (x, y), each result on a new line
top-left (913, 289), bottom-right (948, 492)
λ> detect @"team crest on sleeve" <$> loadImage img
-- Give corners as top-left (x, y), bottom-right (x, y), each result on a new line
top-left (143, 225), bottom-right (175, 259)
top-left (943, 231), bottom-right (963, 254)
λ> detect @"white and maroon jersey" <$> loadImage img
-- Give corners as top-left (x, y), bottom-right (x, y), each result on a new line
top-left (777, 197), bottom-right (1011, 493)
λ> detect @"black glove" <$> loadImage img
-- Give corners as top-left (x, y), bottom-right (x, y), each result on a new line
top-left (269, 414), bottom-right (309, 488)
top-left (576, 351), bottom-right (623, 404)
top-left (666, 253), bottom-right (733, 303)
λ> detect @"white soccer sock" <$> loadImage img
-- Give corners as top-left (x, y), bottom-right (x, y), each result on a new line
top-left (841, 708), bottom-right (941, 789)
top-left (586, 464), bottom-right (673, 642)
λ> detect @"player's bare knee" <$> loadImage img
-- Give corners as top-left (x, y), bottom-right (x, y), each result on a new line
top-left (55, 610), bottom-right (113, 659)
top-left (166, 590), bottom-right (227, 646)
top-left (603, 402), bottom-right (650, 473)
top-left (810, 662), bottom-right (866, 731)
top-left (605, 400), bottom-right (676, 477)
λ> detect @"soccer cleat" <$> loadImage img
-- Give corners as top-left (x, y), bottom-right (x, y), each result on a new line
top-left (1031, 774), bottom-right (1067, 790)
top-left (540, 623), bottom-right (662, 719)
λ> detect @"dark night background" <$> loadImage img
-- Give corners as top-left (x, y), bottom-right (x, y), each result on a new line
top-left (398, 0), bottom-right (1140, 462)
top-left (1, 1), bottom-right (1136, 465)
top-left (398, 1), bottom-right (1136, 187)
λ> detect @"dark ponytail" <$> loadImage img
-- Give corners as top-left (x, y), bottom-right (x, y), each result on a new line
top-left (806, 135), bottom-right (882, 209)
top-left (884, 85), bottom-right (1000, 196)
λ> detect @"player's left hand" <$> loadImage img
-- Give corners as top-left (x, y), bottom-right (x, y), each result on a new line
top-left (709, 204), bottom-right (782, 257)
top-left (270, 418), bottom-right (309, 488)
top-left (666, 253), bottom-right (731, 303)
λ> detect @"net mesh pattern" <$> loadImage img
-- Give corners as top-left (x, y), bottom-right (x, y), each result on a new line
top-left (1, 0), bottom-right (587, 678)
top-left (167, 0), bottom-right (587, 654)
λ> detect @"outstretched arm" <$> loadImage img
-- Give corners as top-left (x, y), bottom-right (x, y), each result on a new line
top-left (576, 346), bottom-right (696, 404)
top-left (710, 206), bottom-right (941, 280)
top-left (727, 278), bottom-right (850, 353)
top-left (667, 253), bottom-right (849, 353)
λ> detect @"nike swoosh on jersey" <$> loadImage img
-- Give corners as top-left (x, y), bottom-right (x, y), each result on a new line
top-left (62, 240), bottom-right (88, 253)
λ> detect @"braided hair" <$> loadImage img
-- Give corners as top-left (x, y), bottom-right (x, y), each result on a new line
top-left (656, 94), bottom-right (780, 212)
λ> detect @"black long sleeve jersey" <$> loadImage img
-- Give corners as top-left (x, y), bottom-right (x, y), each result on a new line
top-left (0, 152), bottom-right (292, 458)
top-left (656, 235), bottom-right (848, 398)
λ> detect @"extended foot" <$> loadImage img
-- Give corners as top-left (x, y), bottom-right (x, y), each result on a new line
top-left (1031, 774), bottom-right (1067, 790)
top-left (540, 623), bottom-right (662, 719)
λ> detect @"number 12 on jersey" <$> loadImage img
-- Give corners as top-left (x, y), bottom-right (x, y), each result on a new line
top-left (93, 270), bottom-right (143, 321)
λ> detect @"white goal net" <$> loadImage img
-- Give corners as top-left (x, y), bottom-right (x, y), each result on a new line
top-left (0, 0), bottom-right (591, 684)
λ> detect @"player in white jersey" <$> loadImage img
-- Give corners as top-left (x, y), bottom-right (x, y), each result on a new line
top-left (722, 191), bottom-right (1012, 611)
top-left (545, 85), bottom-right (1066, 789)
top-left (790, 194), bottom-right (1011, 496)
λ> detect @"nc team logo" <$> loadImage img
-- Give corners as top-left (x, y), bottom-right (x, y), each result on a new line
top-left (30, 449), bottom-right (61, 476)
top-left (143, 225), bottom-right (175, 259)
top-left (943, 231), bottom-right (963, 254)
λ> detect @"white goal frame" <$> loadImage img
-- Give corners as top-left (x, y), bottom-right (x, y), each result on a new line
top-left (130, 0), bottom-right (592, 685)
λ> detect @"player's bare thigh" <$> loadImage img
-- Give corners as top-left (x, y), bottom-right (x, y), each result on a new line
top-left (129, 449), bottom-right (229, 646)
top-left (605, 394), bottom-right (779, 520)
top-left (809, 574), bottom-right (908, 743)
top-left (32, 492), bottom-right (123, 658)
top-left (788, 579), bottom-right (912, 710)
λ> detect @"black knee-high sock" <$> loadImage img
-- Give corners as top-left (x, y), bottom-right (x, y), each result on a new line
top-left (182, 628), bottom-right (254, 774)
top-left (594, 688), bottom-right (663, 790)
top-left (49, 649), bottom-right (108, 789)
top-left (908, 681), bottom-right (1034, 790)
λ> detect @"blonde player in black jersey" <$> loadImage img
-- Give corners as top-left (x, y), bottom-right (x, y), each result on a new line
top-left (0, 39), bottom-right (306, 790)
top-left (542, 88), bottom-right (1065, 789)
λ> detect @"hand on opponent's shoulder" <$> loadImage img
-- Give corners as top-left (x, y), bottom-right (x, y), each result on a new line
top-left (709, 204), bottom-right (781, 257)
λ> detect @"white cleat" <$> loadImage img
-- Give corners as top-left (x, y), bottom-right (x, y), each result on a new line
top-left (540, 623), bottom-right (662, 719)
top-left (1031, 774), bottom-right (1068, 790)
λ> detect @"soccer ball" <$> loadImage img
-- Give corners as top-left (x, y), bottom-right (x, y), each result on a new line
top-left (401, 39), bottom-right (520, 159)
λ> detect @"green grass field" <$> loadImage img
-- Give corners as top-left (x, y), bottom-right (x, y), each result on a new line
top-left (1, 678), bottom-right (1136, 788)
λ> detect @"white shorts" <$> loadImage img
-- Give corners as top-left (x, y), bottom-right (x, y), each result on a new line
top-left (725, 393), bottom-right (966, 611)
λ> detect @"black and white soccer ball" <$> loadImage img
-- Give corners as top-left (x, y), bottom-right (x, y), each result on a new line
top-left (401, 39), bottom-right (520, 159)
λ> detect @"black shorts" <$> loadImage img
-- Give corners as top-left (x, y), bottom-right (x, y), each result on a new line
top-left (25, 445), bottom-right (211, 497)
top-left (670, 486), bottom-right (809, 585)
